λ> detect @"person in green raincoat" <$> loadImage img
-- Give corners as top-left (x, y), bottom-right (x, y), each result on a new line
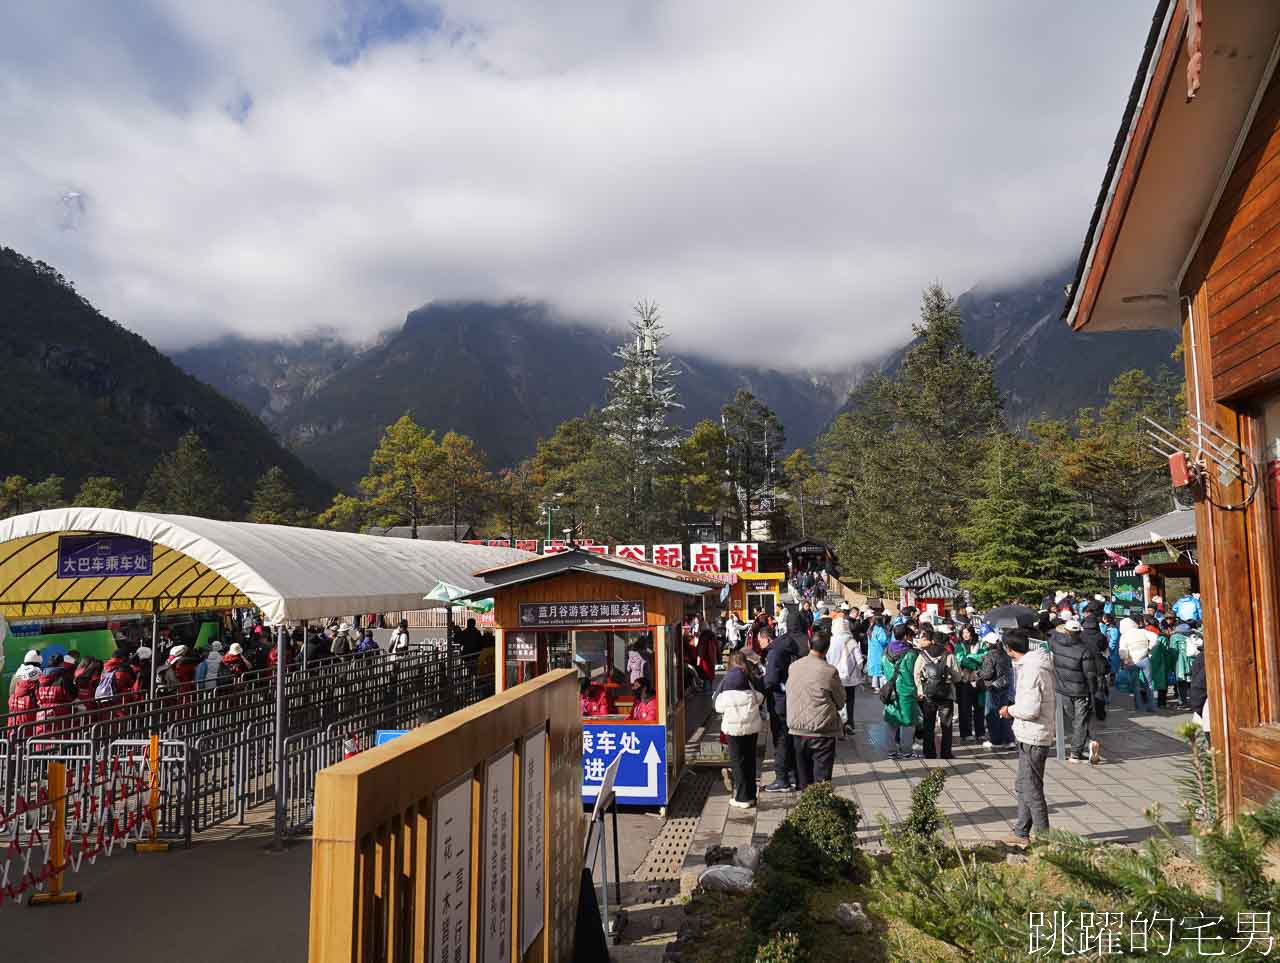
top-left (1146, 617), bottom-right (1174, 710)
top-left (882, 623), bottom-right (920, 760)
top-left (1170, 621), bottom-right (1195, 709)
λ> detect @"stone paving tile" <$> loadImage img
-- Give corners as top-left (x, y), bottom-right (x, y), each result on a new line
top-left (699, 686), bottom-right (1196, 852)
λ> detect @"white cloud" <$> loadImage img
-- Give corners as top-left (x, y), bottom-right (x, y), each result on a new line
top-left (0, 0), bottom-right (1156, 366)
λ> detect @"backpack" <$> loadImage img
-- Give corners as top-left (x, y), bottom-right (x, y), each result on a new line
top-left (879, 660), bottom-right (900, 706)
top-left (95, 671), bottom-right (118, 700)
top-left (920, 651), bottom-right (950, 702)
top-left (331, 635), bottom-right (350, 657)
top-left (157, 664), bottom-right (180, 694)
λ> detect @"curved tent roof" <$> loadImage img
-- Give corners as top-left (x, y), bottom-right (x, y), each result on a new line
top-left (0, 508), bottom-right (536, 624)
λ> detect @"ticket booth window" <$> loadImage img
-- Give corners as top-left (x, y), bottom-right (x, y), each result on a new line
top-left (746, 591), bottom-right (776, 618)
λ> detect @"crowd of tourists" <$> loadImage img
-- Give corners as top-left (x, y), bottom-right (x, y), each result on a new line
top-left (5, 614), bottom-right (494, 739)
top-left (709, 589), bottom-right (1207, 843)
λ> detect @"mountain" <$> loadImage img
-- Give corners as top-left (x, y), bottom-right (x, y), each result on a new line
top-left (856, 265), bottom-right (1181, 421)
top-left (0, 247), bottom-right (334, 510)
top-left (174, 302), bottom-right (848, 488)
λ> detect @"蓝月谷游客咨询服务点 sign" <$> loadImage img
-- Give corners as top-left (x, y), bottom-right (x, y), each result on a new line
top-left (518, 601), bottom-right (645, 628)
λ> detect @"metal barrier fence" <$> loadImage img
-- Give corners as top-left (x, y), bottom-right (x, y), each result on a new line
top-left (1, 646), bottom-right (495, 903)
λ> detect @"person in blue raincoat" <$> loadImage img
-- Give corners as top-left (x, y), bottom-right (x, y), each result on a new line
top-left (866, 614), bottom-right (889, 691)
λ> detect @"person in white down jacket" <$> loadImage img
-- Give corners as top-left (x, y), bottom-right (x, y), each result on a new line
top-left (826, 607), bottom-right (864, 735)
top-left (714, 651), bottom-right (765, 809)
top-left (999, 628), bottom-right (1056, 843)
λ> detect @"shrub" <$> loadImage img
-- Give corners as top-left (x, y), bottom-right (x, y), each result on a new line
top-left (881, 768), bottom-right (948, 862)
top-left (785, 782), bottom-right (862, 877)
top-left (753, 932), bottom-right (802, 963)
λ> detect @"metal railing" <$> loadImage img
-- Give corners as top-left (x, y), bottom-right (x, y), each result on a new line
top-left (1, 645), bottom-right (491, 866)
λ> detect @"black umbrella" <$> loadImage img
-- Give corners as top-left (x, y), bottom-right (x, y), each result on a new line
top-left (984, 604), bottom-right (1038, 630)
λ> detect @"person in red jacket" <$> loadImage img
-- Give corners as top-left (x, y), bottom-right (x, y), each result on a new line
top-left (34, 655), bottom-right (78, 738)
top-left (73, 655), bottom-right (103, 711)
top-left (221, 642), bottom-right (252, 681)
top-left (7, 650), bottom-right (42, 736)
top-left (98, 650), bottom-right (138, 721)
top-left (580, 677), bottom-right (615, 717)
top-left (628, 680), bottom-right (659, 721)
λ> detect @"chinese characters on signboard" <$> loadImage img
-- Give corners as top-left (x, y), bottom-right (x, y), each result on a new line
top-left (507, 633), bottom-right (537, 662)
top-left (518, 601), bottom-right (645, 628)
top-left (542, 540), bottom-right (569, 555)
top-left (651, 544), bottom-right (683, 568)
top-left (515, 539), bottom-right (538, 553)
top-left (727, 543), bottom-right (759, 573)
top-left (581, 723), bottom-right (667, 807)
top-left (481, 747), bottom-right (515, 963)
top-left (614, 544), bottom-right (645, 561)
top-left (57, 535), bottom-right (153, 580)
top-left (486, 539), bottom-right (511, 548)
top-left (689, 542), bottom-right (720, 573)
top-left (429, 772), bottom-right (474, 963)
top-left (521, 726), bottom-right (547, 956)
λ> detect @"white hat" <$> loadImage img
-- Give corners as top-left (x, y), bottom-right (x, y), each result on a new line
top-left (982, 631), bottom-right (1000, 645)
top-left (136, 646), bottom-right (153, 659)
top-left (168, 644), bottom-right (188, 659)
top-left (23, 649), bottom-right (41, 665)
top-left (936, 623), bottom-right (954, 635)
top-left (1064, 619), bottom-right (1082, 632)
top-left (338, 623), bottom-right (353, 635)
top-left (1118, 617), bottom-right (1138, 633)
top-left (229, 643), bottom-right (243, 656)
top-left (62, 654), bottom-right (77, 665)
top-left (210, 641), bottom-right (224, 652)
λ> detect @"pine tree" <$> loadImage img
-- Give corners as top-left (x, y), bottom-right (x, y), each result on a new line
top-left (316, 493), bottom-right (369, 532)
top-left (358, 415), bottom-right (442, 537)
top-left (958, 436), bottom-right (1099, 606)
top-left (73, 475), bottom-right (125, 509)
top-left (249, 466), bottom-right (304, 525)
top-left (956, 436), bottom-right (1043, 606)
top-left (825, 285), bottom-right (1003, 583)
top-left (432, 431), bottom-right (492, 540)
top-left (600, 301), bottom-right (684, 543)
top-left (137, 432), bottom-right (227, 517)
top-left (722, 390), bottom-right (785, 540)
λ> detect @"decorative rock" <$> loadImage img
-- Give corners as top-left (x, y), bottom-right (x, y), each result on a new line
top-left (705, 844), bottom-right (736, 866)
top-left (1006, 853), bottom-right (1029, 865)
top-left (733, 844), bottom-right (761, 871)
top-left (834, 901), bottom-right (872, 934)
top-left (697, 864), bottom-right (755, 894)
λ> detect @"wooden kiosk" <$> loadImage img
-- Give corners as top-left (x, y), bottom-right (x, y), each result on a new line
top-left (727, 571), bottom-right (786, 621)
top-left (464, 548), bottom-right (719, 808)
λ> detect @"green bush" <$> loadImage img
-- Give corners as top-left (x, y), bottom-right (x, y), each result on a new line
top-left (753, 932), bottom-right (802, 963)
top-left (785, 782), bottom-right (862, 877)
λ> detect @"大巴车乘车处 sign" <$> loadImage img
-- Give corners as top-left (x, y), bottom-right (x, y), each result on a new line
top-left (581, 722), bottom-right (667, 807)
top-left (518, 600), bottom-right (644, 628)
top-left (57, 534), bottom-right (153, 579)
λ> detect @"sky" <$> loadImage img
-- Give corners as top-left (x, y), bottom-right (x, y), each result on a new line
top-left (0, 0), bottom-right (1156, 367)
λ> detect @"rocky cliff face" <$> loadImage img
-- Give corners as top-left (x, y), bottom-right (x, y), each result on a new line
top-left (0, 247), bottom-right (334, 509)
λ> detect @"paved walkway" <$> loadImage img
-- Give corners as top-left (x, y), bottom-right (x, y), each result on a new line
top-left (687, 686), bottom-right (1195, 871)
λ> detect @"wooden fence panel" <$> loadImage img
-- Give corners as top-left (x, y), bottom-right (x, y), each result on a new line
top-left (309, 670), bottom-right (582, 963)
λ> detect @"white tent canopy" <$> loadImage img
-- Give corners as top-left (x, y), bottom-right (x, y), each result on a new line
top-left (0, 508), bottom-right (535, 624)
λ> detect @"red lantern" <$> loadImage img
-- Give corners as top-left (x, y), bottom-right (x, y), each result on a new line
top-left (1135, 563), bottom-right (1152, 575)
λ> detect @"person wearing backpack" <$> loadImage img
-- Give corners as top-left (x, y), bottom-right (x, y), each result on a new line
top-left (221, 642), bottom-right (252, 682)
top-left (977, 633), bottom-right (1014, 749)
top-left (73, 655), bottom-right (103, 712)
top-left (881, 624), bottom-right (920, 760)
top-left (97, 649), bottom-right (137, 720)
top-left (1049, 618), bottom-right (1101, 764)
top-left (913, 627), bottom-right (960, 760)
top-left (35, 654), bottom-right (78, 738)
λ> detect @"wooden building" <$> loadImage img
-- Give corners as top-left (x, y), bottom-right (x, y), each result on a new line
top-left (894, 563), bottom-right (964, 616)
top-left (463, 548), bottom-right (719, 809)
top-left (1078, 507), bottom-right (1199, 617)
top-left (1064, 0), bottom-right (1280, 813)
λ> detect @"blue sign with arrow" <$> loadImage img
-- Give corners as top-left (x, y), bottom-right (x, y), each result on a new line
top-left (581, 723), bottom-right (666, 806)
